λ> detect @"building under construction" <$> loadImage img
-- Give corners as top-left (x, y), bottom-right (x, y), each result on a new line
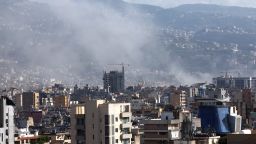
top-left (103, 66), bottom-right (125, 93)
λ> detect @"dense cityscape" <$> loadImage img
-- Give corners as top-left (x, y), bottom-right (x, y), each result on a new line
top-left (1, 67), bottom-right (256, 144)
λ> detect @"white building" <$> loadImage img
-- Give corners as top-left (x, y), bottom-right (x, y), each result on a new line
top-left (85, 99), bottom-right (132, 144)
top-left (0, 96), bottom-right (15, 144)
top-left (229, 106), bottom-right (242, 133)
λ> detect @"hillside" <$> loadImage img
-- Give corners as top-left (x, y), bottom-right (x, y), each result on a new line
top-left (1, 0), bottom-right (256, 88)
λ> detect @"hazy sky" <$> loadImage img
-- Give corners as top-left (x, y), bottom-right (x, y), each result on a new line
top-left (124, 0), bottom-right (256, 8)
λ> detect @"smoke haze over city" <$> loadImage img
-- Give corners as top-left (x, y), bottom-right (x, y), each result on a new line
top-left (1, 0), bottom-right (256, 89)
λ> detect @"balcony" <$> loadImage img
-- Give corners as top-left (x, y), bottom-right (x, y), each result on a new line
top-left (143, 133), bottom-right (169, 141)
top-left (120, 112), bottom-right (131, 118)
top-left (121, 122), bottom-right (132, 128)
top-left (121, 133), bottom-right (132, 139)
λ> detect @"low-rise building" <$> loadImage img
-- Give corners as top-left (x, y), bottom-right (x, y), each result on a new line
top-left (142, 111), bottom-right (181, 144)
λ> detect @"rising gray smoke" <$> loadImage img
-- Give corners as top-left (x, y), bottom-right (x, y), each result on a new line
top-left (0, 0), bottom-right (212, 88)
top-left (41, 0), bottom-right (213, 84)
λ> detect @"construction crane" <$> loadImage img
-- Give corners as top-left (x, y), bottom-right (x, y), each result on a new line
top-left (107, 63), bottom-right (130, 73)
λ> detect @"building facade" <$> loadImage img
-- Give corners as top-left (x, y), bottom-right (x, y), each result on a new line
top-left (170, 90), bottom-right (187, 109)
top-left (22, 92), bottom-right (40, 111)
top-left (0, 96), bottom-right (15, 144)
top-left (85, 100), bottom-right (132, 144)
top-left (70, 104), bottom-right (86, 144)
top-left (103, 67), bottom-right (125, 93)
top-left (142, 111), bottom-right (181, 144)
top-left (213, 76), bottom-right (256, 90)
top-left (53, 95), bottom-right (69, 108)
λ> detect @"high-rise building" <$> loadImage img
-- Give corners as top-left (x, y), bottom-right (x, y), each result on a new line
top-left (0, 96), bottom-right (15, 144)
top-left (22, 92), bottom-right (40, 111)
top-left (170, 90), bottom-right (187, 109)
top-left (103, 66), bottom-right (125, 93)
top-left (70, 104), bottom-right (86, 144)
top-left (85, 99), bottom-right (132, 144)
top-left (213, 76), bottom-right (256, 89)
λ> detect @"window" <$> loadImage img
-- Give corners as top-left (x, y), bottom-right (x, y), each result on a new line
top-left (112, 115), bottom-right (114, 124)
top-left (105, 115), bottom-right (110, 125)
top-left (115, 128), bottom-right (118, 132)
top-left (77, 130), bottom-right (85, 136)
top-left (115, 117), bottom-right (118, 122)
top-left (105, 137), bottom-right (109, 144)
top-left (116, 139), bottom-right (118, 143)
top-left (105, 126), bottom-right (110, 136)
top-left (76, 118), bottom-right (85, 126)
top-left (124, 105), bottom-right (129, 112)
top-left (93, 134), bottom-right (94, 140)
top-left (111, 126), bottom-right (114, 135)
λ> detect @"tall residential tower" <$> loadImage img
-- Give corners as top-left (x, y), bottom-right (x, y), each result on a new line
top-left (103, 66), bottom-right (125, 93)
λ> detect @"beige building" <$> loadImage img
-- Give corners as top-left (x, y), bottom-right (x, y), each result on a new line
top-left (53, 95), bottom-right (69, 108)
top-left (22, 92), bottom-right (40, 111)
top-left (170, 90), bottom-right (187, 109)
top-left (70, 100), bottom-right (132, 144)
top-left (85, 99), bottom-right (132, 144)
top-left (143, 117), bottom-right (181, 144)
top-left (70, 104), bottom-right (86, 144)
top-left (142, 110), bottom-right (201, 144)
top-left (131, 128), bottom-right (142, 144)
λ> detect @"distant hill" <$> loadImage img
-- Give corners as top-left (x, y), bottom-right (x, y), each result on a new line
top-left (1, 0), bottom-right (256, 87)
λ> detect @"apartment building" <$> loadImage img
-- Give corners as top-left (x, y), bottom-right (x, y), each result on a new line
top-left (70, 104), bottom-right (86, 144)
top-left (0, 96), bottom-right (15, 144)
top-left (53, 95), bottom-right (69, 108)
top-left (21, 92), bottom-right (40, 111)
top-left (170, 90), bottom-right (187, 109)
top-left (142, 112), bottom-right (181, 144)
top-left (85, 99), bottom-right (132, 144)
